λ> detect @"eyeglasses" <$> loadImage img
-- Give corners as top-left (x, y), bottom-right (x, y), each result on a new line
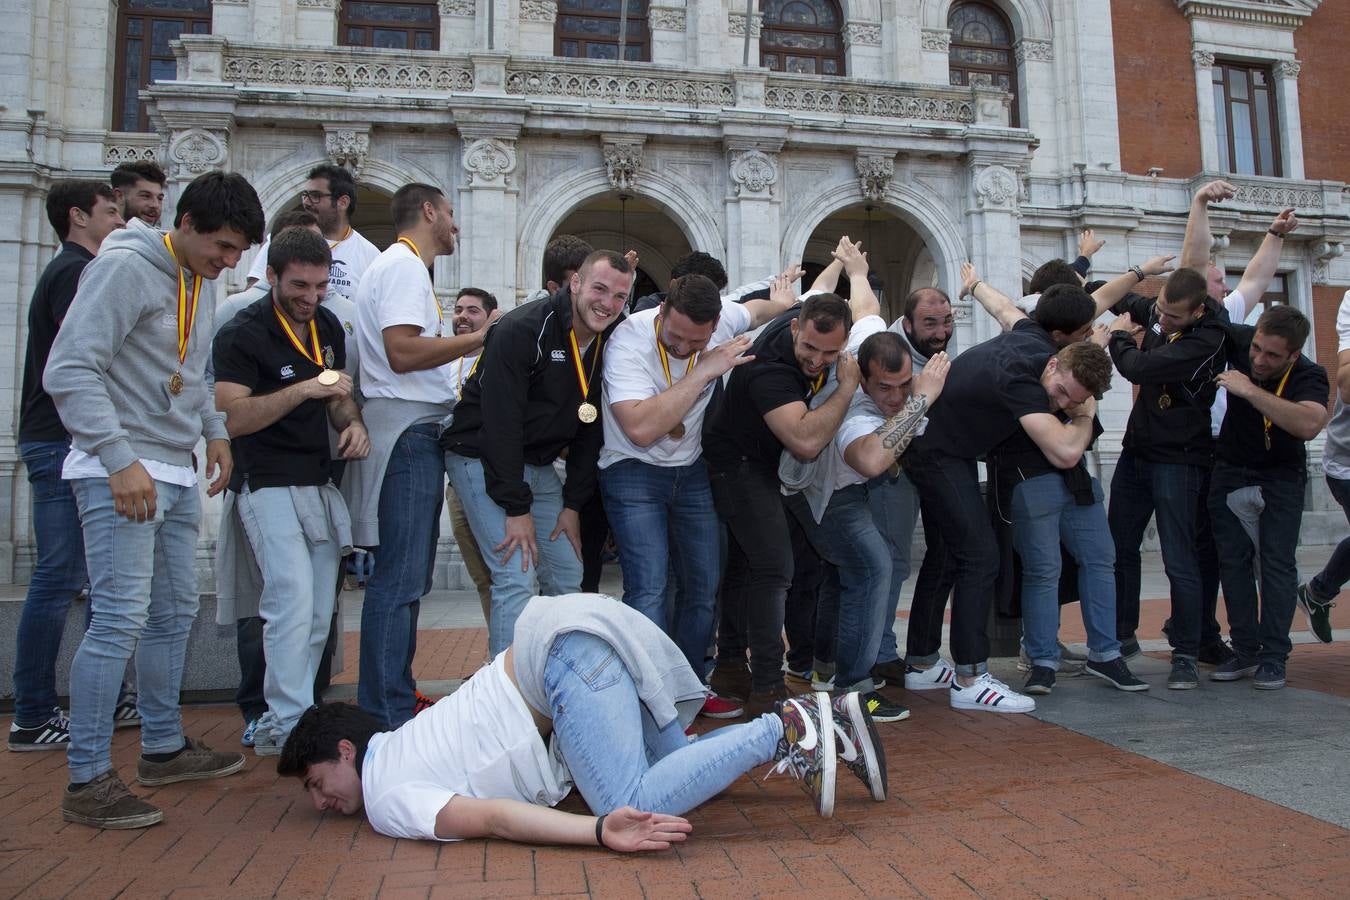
top-left (299, 190), bottom-right (332, 202)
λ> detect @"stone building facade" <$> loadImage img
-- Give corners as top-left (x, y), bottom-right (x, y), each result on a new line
top-left (0, 0), bottom-right (1346, 586)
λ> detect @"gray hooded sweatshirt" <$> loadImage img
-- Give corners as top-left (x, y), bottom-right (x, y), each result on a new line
top-left (45, 218), bottom-right (228, 474)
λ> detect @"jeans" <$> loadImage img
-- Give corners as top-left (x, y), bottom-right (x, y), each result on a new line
top-left (236, 486), bottom-right (341, 742)
top-left (447, 485), bottom-right (493, 624)
top-left (598, 459), bottom-right (720, 674)
top-left (1010, 473), bottom-right (1120, 668)
top-left (709, 461), bottom-right (794, 692)
top-left (1208, 464), bottom-right (1305, 664)
top-left (1195, 467), bottom-right (1224, 646)
top-left (235, 609), bottom-right (339, 724)
top-left (446, 452), bottom-right (582, 656)
top-left (543, 631), bottom-right (781, 815)
top-left (12, 441), bottom-right (88, 727)
top-left (579, 490), bottom-right (610, 593)
top-left (359, 423), bottom-right (443, 729)
top-left (785, 485), bottom-right (893, 691)
top-left (867, 469), bottom-right (919, 666)
top-left (783, 511), bottom-right (828, 675)
top-left (1310, 474), bottom-right (1350, 602)
top-left (67, 477), bottom-right (200, 783)
top-left (904, 452), bottom-right (995, 675)
top-left (1109, 450), bottom-right (1207, 657)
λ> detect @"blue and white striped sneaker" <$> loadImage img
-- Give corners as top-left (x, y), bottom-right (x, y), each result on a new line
top-left (949, 672), bottom-right (1035, 713)
top-left (112, 693), bottom-right (141, 730)
top-left (8, 708), bottom-right (71, 752)
top-left (240, 718), bottom-right (260, 748)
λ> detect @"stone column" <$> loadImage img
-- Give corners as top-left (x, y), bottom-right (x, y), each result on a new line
top-left (1273, 59), bottom-right (1305, 180)
top-left (649, 3), bottom-right (688, 65)
top-left (457, 132), bottom-right (520, 308)
top-left (724, 143), bottom-right (782, 287)
top-left (439, 0), bottom-right (478, 52)
top-left (514, 0), bottom-right (556, 56)
top-left (843, 21), bottom-right (882, 77)
top-left (296, 0), bottom-right (340, 45)
top-left (918, 28), bottom-right (950, 84)
top-left (1192, 49), bottom-right (1220, 173)
top-left (965, 160), bottom-right (1023, 346)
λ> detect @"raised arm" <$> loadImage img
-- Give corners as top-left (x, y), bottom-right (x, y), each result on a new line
top-left (961, 261), bottom-right (1024, 332)
top-left (1089, 254), bottom-right (1176, 318)
top-left (436, 796), bottom-right (691, 852)
top-left (764, 353), bottom-right (862, 460)
top-left (1181, 179), bottom-right (1236, 271)
top-left (743, 266), bottom-right (806, 327)
top-left (834, 237), bottom-right (879, 321)
top-left (842, 352), bottom-right (949, 477)
top-left (1234, 208), bottom-right (1299, 303)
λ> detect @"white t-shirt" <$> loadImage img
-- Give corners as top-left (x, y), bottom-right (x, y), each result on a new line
top-left (1324, 294), bottom-right (1350, 480)
top-left (62, 449), bottom-right (196, 487)
top-left (360, 652), bottom-right (572, 841)
top-left (247, 229), bottom-right (381, 299)
top-left (354, 242), bottom-right (455, 404)
top-left (1209, 289), bottom-right (1250, 437)
top-left (599, 300), bottom-right (753, 469)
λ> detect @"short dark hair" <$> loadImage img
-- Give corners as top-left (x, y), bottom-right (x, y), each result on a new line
top-left (390, 182), bottom-right (445, 232)
top-left (670, 251), bottom-right (728, 291)
top-left (455, 286), bottom-right (499, 312)
top-left (1056, 342), bottom-right (1113, 400)
top-left (269, 209), bottom-right (319, 239)
top-left (902, 287), bottom-right (950, 321)
top-left (174, 172), bottom-right (266, 244)
top-left (664, 273), bottom-right (722, 324)
top-left (308, 163), bottom-right (359, 218)
top-left (799, 292), bottom-right (852, 336)
top-left (858, 330), bottom-right (911, 376)
top-left (1028, 259), bottom-right (1082, 295)
top-left (1031, 283), bottom-right (1096, 336)
top-left (109, 160), bottom-right (166, 190)
top-left (543, 234), bottom-right (594, 287)
top-left (277, 703), bottom-right (382, 778)
top-left (1255, 304), bottom-right (1311, 353)
top-left (1160, 267), bottom-right (1210, 312)
top-left (577, 249), bottom-right (633, 281)
top-left (267, 225), bottom-right (332, 277)
top-left (46, 179), bottom-right (116, 241)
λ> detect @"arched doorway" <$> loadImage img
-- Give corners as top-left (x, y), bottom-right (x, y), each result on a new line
top-left (546, 192), bottom-right (693, 303)
top-left (801, 205), bottom-right (937, 323)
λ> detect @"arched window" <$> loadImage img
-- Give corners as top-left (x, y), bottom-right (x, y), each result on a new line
top-left (760, 0), bottom-right (845, 76)
top-left (555, 0), bottom-right (651, 62)
top-left (947, 2), bottom-right (1019, 127)
top-left (113, 0), bottom-right (212, 133)
top-left (340, 0), bottom-right (439, 50)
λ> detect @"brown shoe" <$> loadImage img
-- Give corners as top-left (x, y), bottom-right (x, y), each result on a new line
top-left (708, 658), bottom-right (752, 702)
top-left (137, 737), bottom-right (245, 786)
top-left (745, 682), bottom-right (790, 718)
top-left (62, 771), bottom-right (163, 829)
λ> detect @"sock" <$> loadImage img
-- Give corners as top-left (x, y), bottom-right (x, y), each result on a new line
top-left (142, 742), bottom-right (187, 763)
top-left (68, 782), bottom-right (89, 792)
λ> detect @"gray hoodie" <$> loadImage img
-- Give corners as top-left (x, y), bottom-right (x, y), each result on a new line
top-left (45, 218), bottom-right (229, 474)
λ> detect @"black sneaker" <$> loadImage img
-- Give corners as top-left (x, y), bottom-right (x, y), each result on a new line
top-left (857, 690), bottom-right (909, 723)
top-left (1210, 656), bottom-right (1259, 682)
top-left (1167, 657), bottom-right (1200, 690)
top-left (7, 708), bottom-right (70, 752)
top-left (1297, 583), bottom-right (1335, 644)
top-left (62, 771), bottom-right (163, 830)
top-left (1085, 657), bottom-right (1149, 692)
top-left (1023, 665), bottom-right (1055, 695)
top-left (1119, 637), bottom-right (1142, 661)
top-left (1254, 661), bottom-right (1286, 690)
top-left (1197, 640), bottom-right (1237, 667)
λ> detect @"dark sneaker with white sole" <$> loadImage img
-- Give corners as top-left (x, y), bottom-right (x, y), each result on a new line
top-left (1085, 657), bottom-right (1149, 692)
top-left (1296, 583), bottom-right (1335, 644)
top-left (857, 690), bottom-right (909, 723)
top-left (62, 771), bottom-right (163, 830)
top-left (831, 692), bottom-right (887, 802)
top-left (1167, 657), bottom-right (1200, 690)
top-left (1119, 637), bottom-right (1143, 661)
top-left (137, 737), bottom-right (245, 786)
top-left (1022, 665), bottom-right (1055, 695)
top-left (1254, 662), bottom-right (1286, 690)
top-left (8, 708), bottom-right (70, 752)
top-left (1210, 657), bottom-right (1259, 682)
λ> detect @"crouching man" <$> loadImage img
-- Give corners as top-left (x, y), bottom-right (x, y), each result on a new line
top-left (278, 595), bottom-right (887, 845)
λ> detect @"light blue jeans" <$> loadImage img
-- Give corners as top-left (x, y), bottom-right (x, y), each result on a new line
top-left (445, 453), bottom-right (583, 655)
top-left (236, 486), bottom-right (341, 743)
top-left (543, 631), bottom-right (781, 814)
top-left (68, 477), bottom-right (200, 783)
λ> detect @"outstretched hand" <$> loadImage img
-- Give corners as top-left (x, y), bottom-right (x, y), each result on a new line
top-left (1269, 207), bottom-right (1300, 237)
top-left (601, 807), bottom-right (692, 852)
top-left (1079, 228), bottom-right (1105, 258)
top-left (913, 351), bottom-right (950, 403)
top-left (960, 261), bottom-right (980, 297)
top-left (1196, 179), bottom-right (1236, 205)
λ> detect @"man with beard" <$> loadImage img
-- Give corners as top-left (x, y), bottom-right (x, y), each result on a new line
top-left (443, 251), bottom-right (634, 654)
top-left (213, 226), bottom-right (370, 756)
top-left (110, 161), bottom-right (166, 227)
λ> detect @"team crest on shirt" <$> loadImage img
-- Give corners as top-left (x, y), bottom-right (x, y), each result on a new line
top-left (343, 321), bottom-right (354, 335)
top-left (280, 365), bottom-right (295, 379)
top-left (551, 349), bottom-right (566, 362)
top-left (324, 346), bottom-right (335, 368)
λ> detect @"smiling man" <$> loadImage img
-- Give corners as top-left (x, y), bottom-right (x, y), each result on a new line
top-left (443, 251), bottom-right (633, 654)
top-left (109, 160), bottom-right (166, 227)
top-left (45, 171), bottom-right (265, 829)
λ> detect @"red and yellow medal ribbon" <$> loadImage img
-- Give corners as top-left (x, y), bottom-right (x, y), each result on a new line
top-left (808, 370), bottom-right (825, 396)
top-left (569, 328), bottom-right (603, 401)
top-left (654, 315), bottom-right (695, 387)
top-left (162, 232), bottom-right (203, 366)
top-left (273, 304), bottom-right (323, 367)
top-left (1262, 363), bottom-right (1294, 445)
top-left (397, 236), bottom-right (444, 332)
top-left (328, 225), bottom-right (352, 250)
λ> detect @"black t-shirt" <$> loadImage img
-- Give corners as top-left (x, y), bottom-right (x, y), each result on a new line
top-left (910, 318), bottom-right (1055, 460)
top-left (703, 309), bottom-right (819, 473)
top-left (213, 295), bottom-right (346, 492)
top-left (1216, 325), bottom-right (1329, 479)
top-left (19, 243), bottom-right (94, 443)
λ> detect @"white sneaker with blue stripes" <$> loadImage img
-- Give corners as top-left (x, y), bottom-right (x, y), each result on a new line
top-left (949, 673), bottom-right (1035, 713)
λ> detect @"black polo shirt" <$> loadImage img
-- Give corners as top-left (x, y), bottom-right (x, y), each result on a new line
top-left (213, 295), bottom-right (346, 492)
top-left (1216, 325), bottom-right (1329, 480)
top-left (19, 242), bottom-right (94, 443)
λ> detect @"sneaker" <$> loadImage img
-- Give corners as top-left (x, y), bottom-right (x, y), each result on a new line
top-left (699, 690), bottom-right (744, 719)
top-left (782, 666), bottom-right (813, 689)
top-left (1297, 583), bottom-right (1335, 644)
top-left (857, 690), bottom-right (909, 723)
top-left (709, 658), bottom-right (751, 703)
top-left (904, 659), bottom-right (956, 691)
top-left (137, 737), bottom-right (246, 786)
top-left (1167, 657), bottom-right (1200, 690)
top-left (950, 673), bottom-right (1035, 713)
top-left (768, 692), bottom-right (836, 818)
top-left (112, 694), bottom-right (141, 730)
top-left (1210, 656), bottom-right (1259, 682)
top-left (1254, 661), bottom-right (1286, 690)
top-left (253, 729), bottom-right (283, 757)
top-left (413, 691), bottom-right (436, 715)
top-left (8, 709), bottom-right (70, 752)
top-left (809, 671), bottom-right (836, 691)
top-left (62, 771), bottom-right (163, 830)
top-left (1119, 637), bottom-right (1142, 661)
top-left (745, 683), bottom-right (790, 718)
top-left (240, 718), bottom-right (260, 748)
top-left (1197, 640), bottom-right (1237, 667)
top-left (1022, 665), bottom-right (1055, 696)
top-left (830, 692), bottom-right (887, 802)
top-left (1085, 657), bottom-right (1149, 692)
top-left (1018, 648), bottom-right (1084, 676)
top-left (1057, 641), bottom-right (1088, 663)
top-left (870, 659), bottom-right (907, 688)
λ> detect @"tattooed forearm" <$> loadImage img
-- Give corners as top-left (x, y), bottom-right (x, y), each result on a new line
top-left (874, 394), bottom-right (929, 457)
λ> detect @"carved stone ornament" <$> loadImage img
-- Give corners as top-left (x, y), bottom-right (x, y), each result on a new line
top-left (920, 28), bottom-right (951, 53)
top-left (728, 12), bottom-right (761, 36)
top-left (168, 128), bottom-right (226, 179)
top-left (842, 22), bottom-right (881, 48)
top-left (296, 0), bottom-right (340, 8)
top-left (649, 7), bottom-right (687, 31)
top-left (325, 128), bottom-right (370, 175)
top-left (729, 149), bottom-right (779, 197)
top-left (103, 143), bottom-right (160, 166)
top-left (1015, 39), bottom-right (1053, 64)
top-left (603, 140), bottom-right (644, 191)
top-left (462, 137), bottom-right (517, 187)
top-left (518, 0), bottom-right (557, 23)
top-left (1191, 48), bottom-right (1216, 68)
top-left (1311, 239), bottom-right (1344, 286)
top-left (973, 164), bottom-right (1019, 209)
top-left (1276, 58), bottom-right (1302, 79)
top-left (439, 0), bottom-right (475, 16)
top-left (855, 153), bottom-right (893, 203)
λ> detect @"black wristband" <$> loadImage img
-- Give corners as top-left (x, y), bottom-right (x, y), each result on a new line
top-left (1268, 228), bottom-right (1285, 238)
top-left (1129, 265), bottom-right (1145, 281)
top-left (595, 814), bottom-right (607, 848)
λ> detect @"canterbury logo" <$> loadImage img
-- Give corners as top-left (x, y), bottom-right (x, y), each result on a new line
top-left (551, 349), bottom-right (566, 362)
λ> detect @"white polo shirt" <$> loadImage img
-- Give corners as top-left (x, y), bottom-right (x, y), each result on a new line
top-left (354, 241), bottom-right (455, 404)
top-left (600, 300), bottom-right (752, 469)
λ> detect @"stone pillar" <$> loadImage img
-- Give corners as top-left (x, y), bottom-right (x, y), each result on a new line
top-left (1273, 59), bottom-right (1305, 180)
top-left (295, 0), bottom-right (339, 45)
top-left (1015, 38), bottom-right (1055, 170)
top-left (457, 132), bottom-right (520, 308)
top-left (965, 160), bottom-right (1023, 346)
top-left (649, 3), bottom-right (688, 65)
top-left (843, 21), bottom-right (882, 77)
top-left (918, 28), bottom-right (950, 84)
top-left (724, 143), bottom-right (782, 287)
top-left (439, 0), bottom-right (478, 52)
top-left (1192, 49), bottom-right (1220, 173)
top-left (211, 0), bottom-right (251, 41)
top-left (514, 0), bottom-right (556, 56)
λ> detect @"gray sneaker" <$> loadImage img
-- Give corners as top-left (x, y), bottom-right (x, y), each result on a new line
top-left (137, 737), bottom-right (246, 786)
top-left (252, 729), bottom-right (283, 758)
top-left (62, 771), bottom-right (163, 830)
top-left (1167, 657), bottom-right (1200, 690)
top-left (1210, 656), bottom-right (1260, 682)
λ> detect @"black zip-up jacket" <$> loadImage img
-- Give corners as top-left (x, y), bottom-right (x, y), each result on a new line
top-left (1108, 293), bottom-right (1229, 467)
top-left (441, 287), bottom-right (614, 516)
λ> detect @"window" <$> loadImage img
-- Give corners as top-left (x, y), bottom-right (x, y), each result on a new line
top-left (340, 0), bottom-right (439, 50)
top-left (1212, 61), bottom-right (1281, 177)
top-left (947, 2), bottom-right (1019, 127)
top-left (1225, 271), bottom-right (1288, 325)
top-left (759, 0), bottom-right (845, 76)
top-left (555, 0), bottom-right (650, 62)
top-left (113, 0), bottom-right (211, 133)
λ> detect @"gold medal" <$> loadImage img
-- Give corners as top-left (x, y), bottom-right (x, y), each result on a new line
top-left (568, 328), bottom-right (604, 426)
top-left (168, 371), bottom-right (184, 396)
top-left (578, 402), bottom-right (598, 424)
top-left (317, 369), bottom-right (340, 386)
top-left (668, 423), bottom-right (686, 440)
top-left (1158, 392), bottom-right (1171, 410)
top-left (162, 233), bottom-right (202, 399)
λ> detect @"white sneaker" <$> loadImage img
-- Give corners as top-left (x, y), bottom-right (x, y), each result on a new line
top-left (949, 673), bottom-right (1036, 713)
top-left (903, 658), bottom-right (956, 691)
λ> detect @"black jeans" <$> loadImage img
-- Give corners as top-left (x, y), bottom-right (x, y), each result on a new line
top-left (1310, 474), bottom-right (1350, 601)
top-left (783, 507), bottom-right (828, 674)
top-left (904, 500), bottom-right (957, 664)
